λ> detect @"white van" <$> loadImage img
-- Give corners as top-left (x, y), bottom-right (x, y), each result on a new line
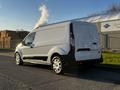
top-left (15, 21), bottom-right (103, 74)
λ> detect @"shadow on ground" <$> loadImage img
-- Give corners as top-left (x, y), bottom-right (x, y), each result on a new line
top-left (24, 63), bottom-right (120, 85)
top-left (0, 54), bottom-right (120, 85)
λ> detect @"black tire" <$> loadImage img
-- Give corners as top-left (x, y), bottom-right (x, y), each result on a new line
top-left (15, 53), bottom-right (23, 65)
top-left (51, 55), bottom-right (64, 75)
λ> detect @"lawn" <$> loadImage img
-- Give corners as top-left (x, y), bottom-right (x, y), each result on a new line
top-left (95, 52), bottom-right (120, 69)
top-left (102, 52), bottom-right (120, 65)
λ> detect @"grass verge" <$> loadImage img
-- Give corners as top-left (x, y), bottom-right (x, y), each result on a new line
top-left (102, 52), bottom-right (120, 65)
top-left (97, 52), bottom-right (120, 69)
top-left (0, 48), bottom-right (14, 57)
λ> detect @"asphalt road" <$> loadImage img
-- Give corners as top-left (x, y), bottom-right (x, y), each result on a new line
top-left (0, 55), bottom-right (120, 90)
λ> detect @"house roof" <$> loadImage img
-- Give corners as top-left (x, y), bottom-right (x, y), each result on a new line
top-left (79, 12), bottom-right (120, 23)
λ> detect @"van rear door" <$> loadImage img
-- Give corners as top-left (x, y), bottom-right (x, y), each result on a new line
top-left (72, 22), bottom-right (101, 61)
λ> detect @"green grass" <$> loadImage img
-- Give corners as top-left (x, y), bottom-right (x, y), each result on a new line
top-left (102, 52), bottom-right (120, 65)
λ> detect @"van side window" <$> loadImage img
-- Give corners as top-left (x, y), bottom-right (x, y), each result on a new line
top-left (23, 32), bottom-right (36, 46)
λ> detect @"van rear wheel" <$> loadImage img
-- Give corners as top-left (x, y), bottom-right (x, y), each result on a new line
top-left (51, 55), bottom-right (64, 74)
top-left (15, 53), bottom-right (23, 65)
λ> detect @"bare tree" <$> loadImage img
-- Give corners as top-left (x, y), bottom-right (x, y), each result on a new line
top-left (106, 4), bottom-right (120, 13)
top-left (88, 4), bottom-right (120, 17)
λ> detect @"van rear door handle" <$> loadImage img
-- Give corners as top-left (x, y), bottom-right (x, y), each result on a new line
top-left (93, 42), bottom-right (97, 45)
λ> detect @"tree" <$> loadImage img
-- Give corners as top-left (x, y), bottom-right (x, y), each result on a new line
top-left (106, 4), bottom-right (120, 13)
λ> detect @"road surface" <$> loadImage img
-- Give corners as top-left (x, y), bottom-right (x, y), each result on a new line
top-left (0, 55), bottom-right (120, 90)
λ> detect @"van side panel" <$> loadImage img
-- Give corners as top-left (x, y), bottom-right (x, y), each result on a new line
top-left (33, 23), bottom-right (70, 64)
top-left (73, 22), bottom-right (101, 61)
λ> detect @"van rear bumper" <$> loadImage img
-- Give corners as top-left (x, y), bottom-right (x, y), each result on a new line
top-left (62, 55), bottom-right (103, 66)
top-left (76, 58), bottom-right (103, 64)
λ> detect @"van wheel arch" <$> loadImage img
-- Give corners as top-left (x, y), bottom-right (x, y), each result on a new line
top-left (50, 53), bottom-right (62, 63)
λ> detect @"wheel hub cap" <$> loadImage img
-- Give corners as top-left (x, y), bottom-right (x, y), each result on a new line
top-left (52, 57), bottom-right (62, 73)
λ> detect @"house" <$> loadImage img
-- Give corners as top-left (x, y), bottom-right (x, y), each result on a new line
top-left (80, 13), bottom-right (120, 52)
top-left (0, 30), bottom-right (29, 49)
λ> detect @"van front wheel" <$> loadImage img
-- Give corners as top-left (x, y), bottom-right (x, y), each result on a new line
top-left (52, 55), bottom-right (64, 74)
top-left (15, 53), bottom-right (23, 65)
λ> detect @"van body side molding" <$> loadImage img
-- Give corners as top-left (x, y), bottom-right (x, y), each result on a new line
top-left (23, 56), bottom-right (48, 61)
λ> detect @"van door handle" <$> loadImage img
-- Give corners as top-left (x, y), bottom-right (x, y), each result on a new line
top-left (93, 42), bottom-right (97, 45)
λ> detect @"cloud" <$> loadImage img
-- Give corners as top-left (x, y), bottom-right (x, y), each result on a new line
top-left (34, 4), bottom-right (49, 29)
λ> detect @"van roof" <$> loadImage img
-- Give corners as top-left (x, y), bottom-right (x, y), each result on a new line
top-left (33, 20), bottom-right (92, 32)
top-left (35, 16), bottom-right (90, 29)
top-left (35, 21), bottom-right (71, 29)
top-left (33, 21), bottom-right (71, 32)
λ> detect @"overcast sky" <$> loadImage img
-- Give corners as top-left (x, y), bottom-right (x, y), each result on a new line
top-left (0, 0), bottom-right (120, 31)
